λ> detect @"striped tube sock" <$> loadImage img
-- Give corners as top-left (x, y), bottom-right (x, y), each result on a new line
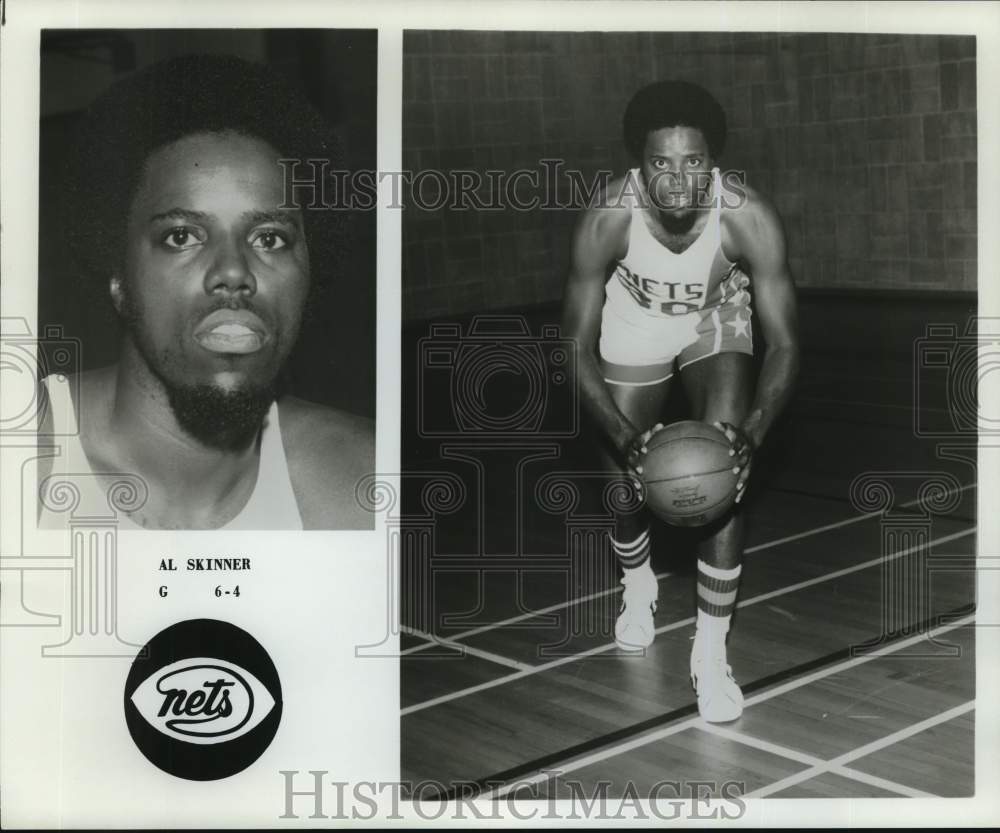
top-left (610, 529), bottom-right (650, 571)
top-left (695, 559), bottom-right (742, 650)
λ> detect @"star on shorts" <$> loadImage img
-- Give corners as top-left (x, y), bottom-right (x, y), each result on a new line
top-left (727, 310), bottom-right (751, 339)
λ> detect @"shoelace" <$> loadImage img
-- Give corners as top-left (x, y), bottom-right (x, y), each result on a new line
top-left (692, 654), bottom-right (736, 683)
top-left (620, 573), bottom-right (657, 613)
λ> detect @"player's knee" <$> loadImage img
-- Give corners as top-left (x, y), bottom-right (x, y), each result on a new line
top-left (699, 404), bottom-right (749, 426)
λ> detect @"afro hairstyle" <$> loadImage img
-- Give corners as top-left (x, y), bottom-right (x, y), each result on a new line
top-left (62, 53), bottom-right (349, 298)
top-left (622, 80), bottom-right (727, 161)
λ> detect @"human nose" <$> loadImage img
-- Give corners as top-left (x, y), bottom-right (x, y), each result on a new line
top-left (204, 237), bottom-right (257, 296)
top-left (655, 169), bottom-right (684, 190)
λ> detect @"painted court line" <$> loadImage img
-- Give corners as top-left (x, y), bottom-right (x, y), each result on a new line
top-left (400, 482), bottom-right (975, 658)
top-left (744, 700), bottom-right (975, 798)
top-left (400, 527), bottom-right (975, 714)
top-left (697, 723), bottom-right (935, 798)
top-left (400, 580), bottom-right (660, 658)
top-left (400, 625), bottom-right (530, 671)
top-left (743, 481), bottom-right (975, 553)
top-left (481, 614), bottom-right (975, 799)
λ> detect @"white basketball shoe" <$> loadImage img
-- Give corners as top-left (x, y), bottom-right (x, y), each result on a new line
top-left (614, 561), bottom-right (658, 651)
top-left (690, 636), bottom-right (744, 722)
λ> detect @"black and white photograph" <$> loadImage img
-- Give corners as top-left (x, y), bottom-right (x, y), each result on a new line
top-left (400, 27), bottom-right (984, 803)
top-left (36, 28), bottom-right (377, 530)
top-left (1, 0), bottom-right (999, 827)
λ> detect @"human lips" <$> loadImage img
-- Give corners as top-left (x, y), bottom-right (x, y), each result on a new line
top-left (193, 309), bottom-right (269, 355)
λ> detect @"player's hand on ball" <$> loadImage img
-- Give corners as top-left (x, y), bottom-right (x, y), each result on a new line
top-left (713, 421), bottom-right (754, 503)
top-left (622, 423), bottom-right (665, 493)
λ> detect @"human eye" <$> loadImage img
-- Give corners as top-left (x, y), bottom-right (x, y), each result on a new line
top-left (161, 226), bottom-right (205, 250)
top-left (250, 229), bottom-right (289, 251)
top-left (686, 157), bottom-right (703, 168)
top-left (651, 158), bottom-right (669, 170)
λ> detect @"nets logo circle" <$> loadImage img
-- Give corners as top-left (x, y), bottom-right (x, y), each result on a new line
top-left (124, 619), bottom-right (282, 780)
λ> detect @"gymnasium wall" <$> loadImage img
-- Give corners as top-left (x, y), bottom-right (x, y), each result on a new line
top-left (402, 31), bottom-right (977, 321)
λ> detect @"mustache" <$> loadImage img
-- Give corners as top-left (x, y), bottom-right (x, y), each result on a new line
top-left (193, 297), bottom-right (271, 326)
top-left (201, 297), bottom-right (262, 314)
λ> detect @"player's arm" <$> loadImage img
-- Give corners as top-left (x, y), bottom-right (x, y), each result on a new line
top-left (561, 201), bottom-right (640, 462)
top-left (732, 193), bottom-right (800, 451)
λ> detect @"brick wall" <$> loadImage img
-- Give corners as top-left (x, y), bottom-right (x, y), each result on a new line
top-left (402, 32), bottom-right (977, 321)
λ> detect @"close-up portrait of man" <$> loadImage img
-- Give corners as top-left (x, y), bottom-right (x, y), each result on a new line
top-left (35, 31), bottom-right (377, 530)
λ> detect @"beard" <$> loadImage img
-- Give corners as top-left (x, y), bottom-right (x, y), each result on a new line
top-left (660, 209), bottom-right (699, 235)
top-left (119, 291), bottom-right (286, 452)
top-left (163, 380), bottom-right (280, 452)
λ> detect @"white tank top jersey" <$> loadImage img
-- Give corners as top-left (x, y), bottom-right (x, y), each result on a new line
top-left (37, 374), bottom-right (304, 530)
top-left (606, 167), bottom-right (744, 320)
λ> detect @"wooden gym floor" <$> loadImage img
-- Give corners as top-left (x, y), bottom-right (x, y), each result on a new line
top-left (399, 292), bottom-right (979, 800)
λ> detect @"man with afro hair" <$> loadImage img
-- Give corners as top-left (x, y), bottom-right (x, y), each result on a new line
top-left (38, 53), bottom-right (373, 530)
top-left (562, 80), bottom-right (799, 721)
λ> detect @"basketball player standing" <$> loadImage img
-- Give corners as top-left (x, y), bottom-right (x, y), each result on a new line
top-left (562, 81), bottom-right (799, 722)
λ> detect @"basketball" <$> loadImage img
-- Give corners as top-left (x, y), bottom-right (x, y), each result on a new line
top-left (639, 420), bottom-right (739, 527)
